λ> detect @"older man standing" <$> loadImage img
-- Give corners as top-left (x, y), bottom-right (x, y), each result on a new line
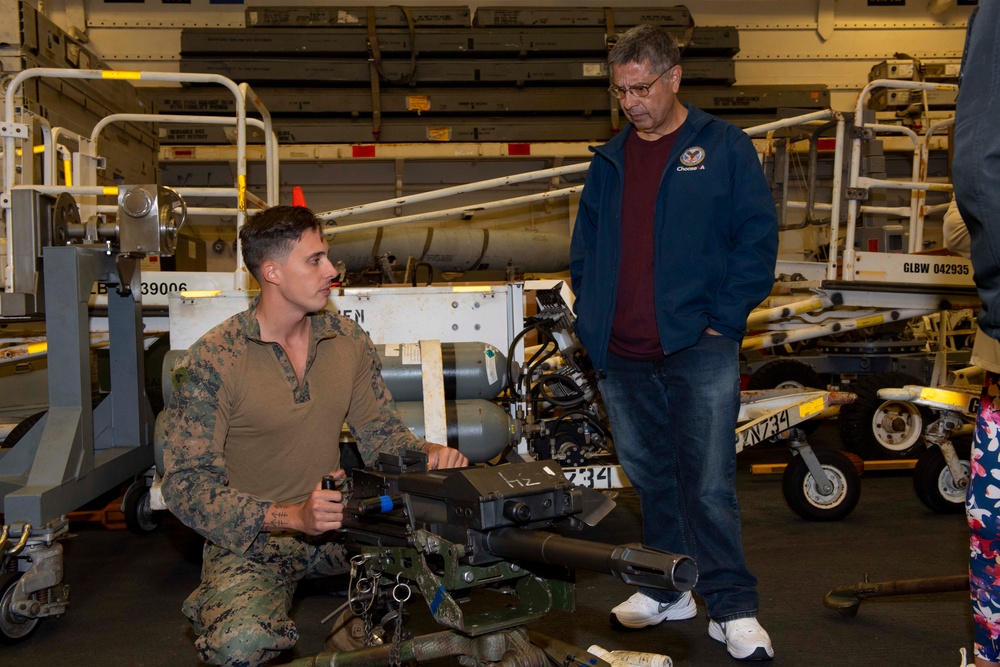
top-left (570, 25), bottom-right (778, 661)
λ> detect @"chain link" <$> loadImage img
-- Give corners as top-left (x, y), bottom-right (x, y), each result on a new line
top-left (389, 575), bottom-right (411, 667)
top-left (347, 551), bottom-right (413, 658)
top-left (346, 554), bottom-right (383, 646)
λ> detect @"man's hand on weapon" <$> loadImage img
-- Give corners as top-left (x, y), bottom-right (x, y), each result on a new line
top-left (263, 469), bottom-right (348, 536)
top-left (422, 443), bottom-right (468, 470)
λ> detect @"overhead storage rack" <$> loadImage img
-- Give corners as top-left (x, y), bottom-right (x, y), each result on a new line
top-left (245, 5), bottom-right (472, 28)
top-left (180, 26), bottom-right (740, 58)
top-left (867, 58), bottom-right (961, 111)
top-left (177, 56), bottom-right (737, 86)
top-left (144, 4), bottom-right (830, 145)
top-left (143, 85), bottom-right (826, 117)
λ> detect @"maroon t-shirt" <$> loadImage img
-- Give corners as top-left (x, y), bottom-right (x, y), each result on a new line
top-left (608, 127), bottom-right (680, 360)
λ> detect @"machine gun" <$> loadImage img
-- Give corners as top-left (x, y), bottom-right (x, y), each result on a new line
top-left (284, 452), bottom-right (695, 667)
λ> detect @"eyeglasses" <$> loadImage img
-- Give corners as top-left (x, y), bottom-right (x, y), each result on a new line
top-left (608, 69), bottom-right (669, 100)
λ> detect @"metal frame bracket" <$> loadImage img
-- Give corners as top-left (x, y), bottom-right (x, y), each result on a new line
top-left (851, 126), bottom-right (874, 140)
top-left (0, 123), bottom-right (29, 139)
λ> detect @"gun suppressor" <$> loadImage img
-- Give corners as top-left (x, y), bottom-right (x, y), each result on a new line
top-left (485, 527), bottom-right (697, 592)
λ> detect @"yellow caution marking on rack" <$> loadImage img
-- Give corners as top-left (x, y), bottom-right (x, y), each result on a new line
top-left (103, 186), bottom-right (118, 196)
top-left (406, 96), bottom-right (430, 112)
top-left (26, 342), bottom-right (47, 355)
top-left (451, 286), bottom-right (492, 293)
top-left (102, 71), bottom-right (142, 80)
top-left (427, 127), bottom-right (451, 142)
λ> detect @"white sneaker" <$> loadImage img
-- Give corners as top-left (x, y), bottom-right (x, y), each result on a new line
top-left (708, 617), bottom-right (774, 661)
top-left (610, 591), bottom-right (697, 628)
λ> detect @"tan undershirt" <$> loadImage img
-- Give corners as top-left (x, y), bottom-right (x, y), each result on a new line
top-left (222, 330), bottom-right (360, 504)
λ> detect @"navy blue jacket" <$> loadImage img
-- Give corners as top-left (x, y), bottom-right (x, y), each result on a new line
top-left (569, 105), bottom-right (778, 372)
top-left (953, 5), bottom-right (1000, 339)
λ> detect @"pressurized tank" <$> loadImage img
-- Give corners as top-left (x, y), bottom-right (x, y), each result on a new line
top-left (396, 399), bottom-right (520, 463)
top-left (377, 342), bottom-right (507, 401)
top-left (329, 227), bottom-right (570, 274)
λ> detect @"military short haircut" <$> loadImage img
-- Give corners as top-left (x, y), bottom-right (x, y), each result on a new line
top-left (608, 24), bottom-right (682, 73)
top-left (240, 206), bottom-right (322, 281)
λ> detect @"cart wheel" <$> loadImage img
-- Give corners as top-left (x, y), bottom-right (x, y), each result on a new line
top-left (122, 479), bottom-right (162, 535)
top-left (0, 572), bottom-right (40, 644)
top-left (746, 359), bottom-right (824, 390)
top-left (782, 450), bottom-right (861, 521)
top-left (913, 444), bottom-right (971, 514)
top-left (838, 372), bottom-right (930, 459)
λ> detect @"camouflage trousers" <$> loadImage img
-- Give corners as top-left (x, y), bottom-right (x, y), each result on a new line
top-left (183, 533), bottom-right (349, 667)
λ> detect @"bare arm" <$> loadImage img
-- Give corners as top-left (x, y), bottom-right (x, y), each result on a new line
top-left (263, 469), bottom-right (348, 535)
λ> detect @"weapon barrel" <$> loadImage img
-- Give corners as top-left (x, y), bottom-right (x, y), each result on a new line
top-left (485, 527), bottom-right (696, 592)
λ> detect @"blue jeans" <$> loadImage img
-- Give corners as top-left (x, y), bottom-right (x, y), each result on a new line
top-left (598, 332), bottom-right (759, 621)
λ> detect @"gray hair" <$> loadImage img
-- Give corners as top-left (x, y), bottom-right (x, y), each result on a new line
top-left (608, 25), bottom-right (681, 72)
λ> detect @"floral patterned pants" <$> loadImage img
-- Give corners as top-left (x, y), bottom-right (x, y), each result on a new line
top-left (969, 371), bottom-right (1000, 662)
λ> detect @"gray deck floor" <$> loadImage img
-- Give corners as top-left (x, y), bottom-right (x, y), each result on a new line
top-left (1, 427), bottom-right (973, 666)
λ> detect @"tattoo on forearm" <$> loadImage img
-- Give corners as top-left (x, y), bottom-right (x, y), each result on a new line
top-left (270, 504), bottom-right (293, 528)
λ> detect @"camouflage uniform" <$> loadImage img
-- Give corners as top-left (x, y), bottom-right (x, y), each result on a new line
top-left (161, 300), bottom-right (426, 667)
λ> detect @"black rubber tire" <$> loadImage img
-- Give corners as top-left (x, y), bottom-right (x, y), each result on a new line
top-left (1, 411), bottom-right (45, 449)
top-left (0, 572), bottom-right (40, 644)
top-left (838, 372), bottom-right (931, 459)
top-left (913, 443), bottom-right (971, 514)
top-left (745, 360), bottom-right (825, 438)
top-left (781, 450), bottom-right (861, 521)
top-left (122, 480), bottom-right (162, 535)
top-left (746, 359), bottom-right (824, 390)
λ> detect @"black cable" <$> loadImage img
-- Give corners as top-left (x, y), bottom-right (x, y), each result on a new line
top-left (506, 323), bottom-right (557, 400)
top-left (534, 374), bottom-right (586, 407)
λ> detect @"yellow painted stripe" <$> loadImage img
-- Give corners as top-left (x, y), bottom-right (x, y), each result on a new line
top-left (103, 186), bottom-right (118, 196)
top-left (750, 459), bottom-right (916, 475)
top-left (26, 342), bottom-right (47, 354)
top-left (798, 396), bottom-right (826, 419)
top-left (917, 387), bottom-right (971, 409)
top-left (238, 174), bottom-right (246, 211)
top-left (855, 314), bottom-right (884, 328)
top-left (179, 290), bottom-right (222, 298)
top-left (451, 286), bottom-right (492, 293)
top-left (792, 298), bottom-right (826, 314)
top-left (750, 463), bottom-right (788, 475)
top-left (102, 71), bottom-right (142, 80)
